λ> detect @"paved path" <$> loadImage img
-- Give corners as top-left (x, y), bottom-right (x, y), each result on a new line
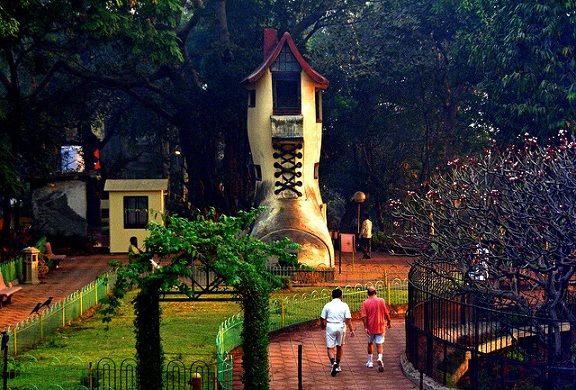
top-left (267, 318), bottom-right (416, 390)
top-left (232, 252), bottom-right (417, 389)
top-left (0, 254), bottom-right (126, 332)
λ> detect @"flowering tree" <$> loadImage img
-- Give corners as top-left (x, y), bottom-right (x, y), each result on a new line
top-left (390, 132), bottom-right (576, 361)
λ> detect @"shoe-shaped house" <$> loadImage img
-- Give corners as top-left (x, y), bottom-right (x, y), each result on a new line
top-left (242, 28), bottom-right (333, 267)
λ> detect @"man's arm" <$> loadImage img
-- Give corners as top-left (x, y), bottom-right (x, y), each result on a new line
top-left (320, 305), bottom-right (327, 329)
top-left (360, 221), bottom-right (367, 236)
top-left (345, 318), bottom-right (355, 336)
top-left (362, 316), bottom-right (370, 334)
top-left (383, 300), bottom-right (392, 328)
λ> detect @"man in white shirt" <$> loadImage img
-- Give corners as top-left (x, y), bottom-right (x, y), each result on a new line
top-left (360, 213), bottom-right (372, 259)
top-left (320, 288), bottom-right (355, 376)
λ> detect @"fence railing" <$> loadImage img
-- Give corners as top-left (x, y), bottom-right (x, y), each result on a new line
top-left (4, 354), bottom-right (217, 390)
top-left (407, 265), bottom-right (576, 389)
top-left (6, 272), bottom-right (117, 357)
top-left (266, 264), bottom-right (336, 285)
top-left (0, 256), bottom-right (24, 284)
top-left (215, 278), bottom-right (409, 389)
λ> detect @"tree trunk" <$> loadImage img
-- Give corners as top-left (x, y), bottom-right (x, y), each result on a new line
top-left (134, 280), bottom-right (163, 390)
top-left (241, 284), bottom-right (270, 389)
top-left (2, 197), bottom-right (12, 241)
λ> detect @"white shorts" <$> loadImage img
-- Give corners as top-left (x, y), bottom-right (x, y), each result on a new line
top-left (367, 333), bottom-right (384, 344)
top-left (326, 322), bottom-right (347, 348)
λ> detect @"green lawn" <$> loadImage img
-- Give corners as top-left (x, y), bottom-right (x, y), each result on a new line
top-left (13, 285), bottom-right (407, 365)
top-left (15, 287), bottom-right (324, 365)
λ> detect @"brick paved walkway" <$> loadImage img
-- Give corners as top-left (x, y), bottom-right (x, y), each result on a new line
top-left (267, 317), bottom-right (416, 390)
top-left (232, 252), bottom-right (417, 389)
top-left (0, 254), bottom-right (126, 332)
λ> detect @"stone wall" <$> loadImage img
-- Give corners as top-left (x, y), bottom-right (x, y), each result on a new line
top-left (32, 180), bottom-right (88, 238)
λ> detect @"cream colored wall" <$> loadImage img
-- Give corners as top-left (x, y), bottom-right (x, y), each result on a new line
top-left (247, 66), bottom-right (333, 266)
top-left (300, 72), bottom-right (323, 205)
top-left (108, 190), bottom-right (165, 253)
top-left (247, 71), bottom-right (274, 181)
top-left (246, 69), bottom-right (324, 205)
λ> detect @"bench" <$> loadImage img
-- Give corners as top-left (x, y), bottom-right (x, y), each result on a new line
top-left (0, 272), bottom-right (23, 308)
top-left (44, 242), bottom-right (66, 269)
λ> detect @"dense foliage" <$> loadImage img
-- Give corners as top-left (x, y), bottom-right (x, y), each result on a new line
top-left (390, 132), bottom-right (576, 362)
top-left (1, 0), bottom-right (574, 248)
top-left (463, 0), bottom-right (576, 140)
top-left (103, 209), bottom-right (298, 389)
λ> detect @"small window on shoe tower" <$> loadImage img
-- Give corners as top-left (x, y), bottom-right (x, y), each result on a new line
top-left (271, 46), bottom-right (301, 115)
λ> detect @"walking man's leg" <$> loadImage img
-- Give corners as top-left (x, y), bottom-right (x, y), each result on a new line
top-left (366, 340), bottom-right (374, 367)
top-left (376, 341), bottom-right (384, 372)
top-left (367, 238), bottom-right (372, 258)
top-left (327, 347), bottom-right (335, 364)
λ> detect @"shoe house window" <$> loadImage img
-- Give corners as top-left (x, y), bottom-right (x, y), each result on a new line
top-left (315, 90), bottom-right (323, 122)
top-left (123, 196), bottom-right (148, 229)
top-left (248, 90), bottom-right (256, 108)
top-left (272, 46), bottom-right (301, 115)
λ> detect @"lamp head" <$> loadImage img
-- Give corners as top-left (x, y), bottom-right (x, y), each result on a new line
top-left (352, 191), bottom-right (366, 203)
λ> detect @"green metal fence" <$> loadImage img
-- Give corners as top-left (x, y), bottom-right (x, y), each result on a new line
top-left (215, 278), bottom-right (409, 389)
top-left (4, 354), bottom-right (217, 390)
top-left (0, 256), bottom-right (24, 284)
top-left (7, 272), bottom-right (117, 357)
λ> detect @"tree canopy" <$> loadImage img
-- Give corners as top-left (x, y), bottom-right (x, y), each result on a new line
top-left (1, 0), bottom-right (574, 245)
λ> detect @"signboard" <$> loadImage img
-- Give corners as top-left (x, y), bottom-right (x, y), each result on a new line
top-left (340, 233), bottom-right (356, 253)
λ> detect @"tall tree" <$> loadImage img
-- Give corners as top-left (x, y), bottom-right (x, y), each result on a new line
top-left (308, 0), bottom-right (488, 229)
top-left (464, 0), bottom-right (576, 140)
top-left (0, 0), bottom-right (185, 248)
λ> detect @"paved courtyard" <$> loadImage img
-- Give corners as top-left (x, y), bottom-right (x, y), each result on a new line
top-left (0, 254), bottom-right (125, 331)
top-left (232, 253), bottom-right (418, 389)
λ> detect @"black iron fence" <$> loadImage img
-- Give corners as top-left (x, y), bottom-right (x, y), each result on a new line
top-left (2, 354), bottom-right (219, 390)
top-left (406, 265), bottom-right (576, 390)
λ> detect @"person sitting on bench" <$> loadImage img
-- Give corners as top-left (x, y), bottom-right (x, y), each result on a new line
top-left (44, 242), bottom-right (66, 268)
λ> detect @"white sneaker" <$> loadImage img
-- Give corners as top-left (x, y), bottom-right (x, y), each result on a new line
top-left (335, 366), bottom-right (342, 372)
top-left (377, 359), bottom-right (384, 372)
top-left (366, 361), bottom-right (373, 368)
top-left (331, 362), bottom-right (338, 377)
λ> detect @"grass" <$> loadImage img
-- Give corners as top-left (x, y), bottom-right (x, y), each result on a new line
top-left (24, 291), bottom-right (241, 364)
top-left (11, 285), bottom-right (407, 366)
top-left (13, 287), bottom-right (324, 365)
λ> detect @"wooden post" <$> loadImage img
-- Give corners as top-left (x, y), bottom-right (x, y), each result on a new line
top-left (11, 330), bottom-right (16, 357)
top-left (298, 345), bottom-right (303, 390)
top-left (89, 361), bottom-right (93, 390)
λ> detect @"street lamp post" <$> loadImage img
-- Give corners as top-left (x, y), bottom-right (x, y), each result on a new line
top-left (352, 191), bottom-right (366, 235)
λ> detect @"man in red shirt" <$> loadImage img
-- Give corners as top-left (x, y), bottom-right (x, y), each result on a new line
top-left (361, 286), bottom-right (391, 372)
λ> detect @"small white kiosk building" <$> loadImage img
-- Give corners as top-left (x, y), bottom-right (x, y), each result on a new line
top-left (104, 179), bottom-right (168, 253)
